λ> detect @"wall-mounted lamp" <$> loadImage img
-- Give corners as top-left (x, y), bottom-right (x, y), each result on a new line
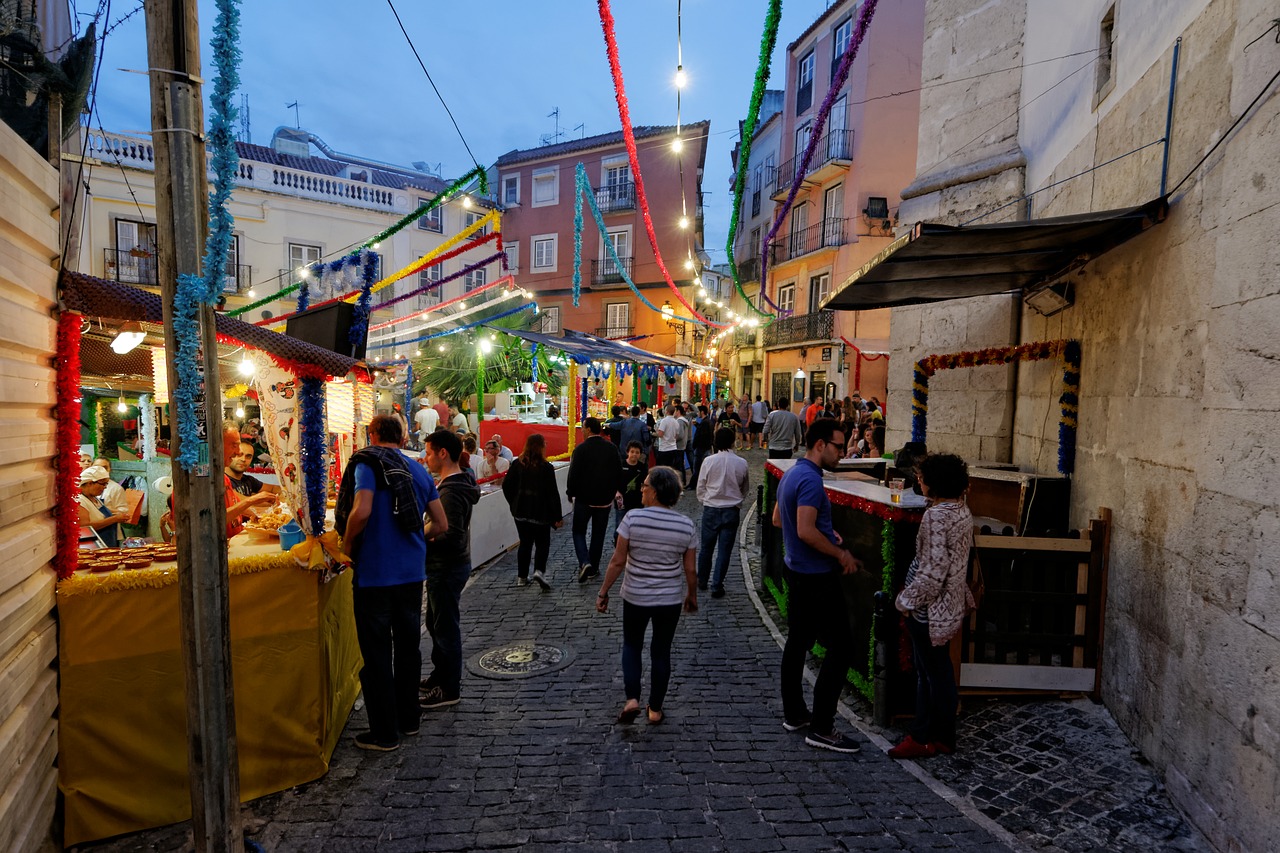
top-left (1025, 280), bottom-right (1075, 317)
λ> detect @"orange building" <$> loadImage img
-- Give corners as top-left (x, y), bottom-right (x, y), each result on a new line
top-left (492, 122), bottom-right (717, 386)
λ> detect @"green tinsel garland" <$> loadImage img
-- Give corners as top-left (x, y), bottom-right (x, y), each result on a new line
top-left (724, 0), bottom-right (782, 321)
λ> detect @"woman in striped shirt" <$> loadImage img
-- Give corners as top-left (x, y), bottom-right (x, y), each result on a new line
top-left (596, 466), bottom-right (698, 725)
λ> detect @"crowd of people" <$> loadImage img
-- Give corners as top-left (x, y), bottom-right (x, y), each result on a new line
top-left (336, 388), bottom-right (968, 764)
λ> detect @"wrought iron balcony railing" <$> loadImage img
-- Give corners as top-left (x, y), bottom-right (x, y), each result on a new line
top-left (763, 309), bottom-right (834, 348)
top-left (766, 129), bottom-right (854, 197)
top-left (594, 183), bottom-right (635, 213)
top-left (591, 256), bottom-right (633, 286)
top-left (770, 217), bottom-right (850, 264)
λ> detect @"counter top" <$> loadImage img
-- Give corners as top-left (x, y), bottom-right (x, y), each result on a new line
top-left (765, 458), bottom-right (926, 522)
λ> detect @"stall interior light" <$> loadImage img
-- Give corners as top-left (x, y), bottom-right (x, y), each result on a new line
top-left (478, 339), bottom-right (493, 354)
top-left (794, 368), bottom-right (806, 379)
top-left (237, 358), bottom-right (255, 377)
top-left (110, 321), bottom-right (146, 355)
top-left (234, 403), bottom-right (246, 419)
top-left (116, 392), bottom-right (128, 414)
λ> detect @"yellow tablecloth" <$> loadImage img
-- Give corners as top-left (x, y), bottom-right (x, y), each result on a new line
top-left (57, 540), bottom-right (362, 846)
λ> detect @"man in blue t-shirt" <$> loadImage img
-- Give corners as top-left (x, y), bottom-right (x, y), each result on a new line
top-left (337, 414), bottom-right (447, 751)
top-left (772, 417), bottom-right (864, 754)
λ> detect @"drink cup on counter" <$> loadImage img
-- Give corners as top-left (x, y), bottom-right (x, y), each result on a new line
top-left (889, 478), bottom-right (905, 504)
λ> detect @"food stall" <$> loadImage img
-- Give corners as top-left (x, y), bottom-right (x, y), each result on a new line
top-left (56, 271), bottom-right (371, 845)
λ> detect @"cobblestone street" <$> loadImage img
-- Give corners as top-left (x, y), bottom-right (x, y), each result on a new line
top-left (89, 451), bottom-right (1209, 852)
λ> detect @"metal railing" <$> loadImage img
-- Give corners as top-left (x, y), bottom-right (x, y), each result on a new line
top-left (595, 325), bottom-right (634, 339)
top-left (736, 256), bottom-right (761, 283)
top-left (104, 247), bottom-right (158, 285)
top-left (770, 217), bottom-right (850, 264)
top-left (734, 325), bottom-right (761, 348)
top-left (591, 256), bottom-right (633, 285)
top-left (594, 183), bottom-right (635, 213)
top-left (767, 129), bottom-right (854, 196)
top-left (220, 264), bottom-right (252, 293)
top-left (763, 309), bottom-right (834, 348)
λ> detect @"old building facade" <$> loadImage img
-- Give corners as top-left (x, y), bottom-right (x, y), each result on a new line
top-left (881, 1), bottom-right (1280, 849)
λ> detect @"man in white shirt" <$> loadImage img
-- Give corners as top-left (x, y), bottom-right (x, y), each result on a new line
top-left (748, 396), bottom-right (769, 450)
top-left (695, 426), bottom-right (750, 598)
top-left (654, 404), bottom-right (682, 474)
top-left (472, 439), bottom-right (510, 479)
top-left (414, 399), bottom-right (440, 442)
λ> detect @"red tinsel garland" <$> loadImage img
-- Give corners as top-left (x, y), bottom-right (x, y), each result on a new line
top-left (55, 313), bottom-right (83, 578)
top-left (596, 0), bottom-right (728, 329)
top-left (254, 231), bottom-right (502, 327)
top-left (919, 340), bottom-right (1065, 377)
top-left (764, 462), bottom-right (924, 523)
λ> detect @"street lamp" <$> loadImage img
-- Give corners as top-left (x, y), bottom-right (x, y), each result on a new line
top-left (660, 300), bottom-right (686, 340)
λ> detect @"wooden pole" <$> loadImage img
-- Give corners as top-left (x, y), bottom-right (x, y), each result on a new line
top-left (143, 1), bottom-right (243, 850)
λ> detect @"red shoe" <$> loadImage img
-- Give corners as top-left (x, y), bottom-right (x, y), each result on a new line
top-left (931, 742), bottom-right (954, 755)
top-left (888, 735), bottom-right (936, 759)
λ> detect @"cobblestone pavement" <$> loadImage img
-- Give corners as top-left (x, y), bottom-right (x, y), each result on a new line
top-left (88, 449), bottom-right (1208, 852)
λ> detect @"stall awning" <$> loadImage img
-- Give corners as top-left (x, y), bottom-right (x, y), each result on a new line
top-left (61, 270), bottom-right (364, 378)
top-left (492, 326), bottom-right (684, 367)
top-left (821, 198), bottom-right (1168, 311)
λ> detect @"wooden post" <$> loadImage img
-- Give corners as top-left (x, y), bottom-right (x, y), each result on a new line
top-left (143, 1), bottom-right (243, 850)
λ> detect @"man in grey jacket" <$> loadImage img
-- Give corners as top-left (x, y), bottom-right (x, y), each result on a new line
top-left (763, 397), bottom-right (804, 460)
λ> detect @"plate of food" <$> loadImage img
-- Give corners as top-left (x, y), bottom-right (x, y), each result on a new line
top-left (243, 503), bottom-right (293, 535)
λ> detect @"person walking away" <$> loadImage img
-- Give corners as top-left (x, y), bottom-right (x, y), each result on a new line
top-left (617, 405), bottom-right (650, 461)
top-left (748, 395), bottom-right (769, 450)
top-left (771, 417), bottom-right (863, 753)
top-left (502, 433), bottom-right (564, 590)
top-left (595, 466), bottom-right (698, 725)
top-left (889, 453), bottom-right (975, 759)
top-left (763, 398), bottom-right (803, 460)
top-left (690, 404), bottom-right (714, 487)
top-left (673, 403), bottom-right (692, 488)
top-left (696, 428), bottom-right (749, 598)
top-left (616, 440), bottom-right (647, 537)
top-left (414, 398), bottom-right (439, 444)
top-left (568, 417), bottom-right (623, 584)
top-left (419, 430), bottom-right (480, 710)
top-left (655, 405), bottom-right (682, 474)
top-left (336, 415), bottom-right (448, 750)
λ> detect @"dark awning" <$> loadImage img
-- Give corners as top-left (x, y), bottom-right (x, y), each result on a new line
top-left (822, 198), bottom-right (1168, 311)
top-left (492, 326), bottom-right (683, 366)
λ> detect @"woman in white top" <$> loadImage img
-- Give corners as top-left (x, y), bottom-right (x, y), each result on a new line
top-left (595, 466), bottom-right (697, 725)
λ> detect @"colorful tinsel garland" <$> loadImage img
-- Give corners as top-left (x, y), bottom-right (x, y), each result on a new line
top-left (370, 251), bottom-right (503, 315)
top-left (368, 275), bottom-right (516, 340)
top-left (910, 339), bottom-right (1081, 475)
top-left (724, 0), bottom-right (782, 319)
top-left (298, 377), bottom-right (328, 535)
top-left (347, 251), bottom-right (379, 348)
top-left (365, 302), bottom-right (534, 350)
top-left (595, 0), bottom-right (725, 328)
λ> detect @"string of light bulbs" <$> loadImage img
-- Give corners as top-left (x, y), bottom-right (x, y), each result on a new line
top-left (368, 282), bottom-right (527, 344)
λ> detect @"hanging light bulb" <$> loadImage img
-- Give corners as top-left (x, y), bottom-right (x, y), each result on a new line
top-left (671, 136), bottom-right (683, 153)
top-left (678, 215), bottom-right (689, 229)
top-left (234, 403), bottom-right (246, 419)
top-left (415, 348), bottom-right (422, 357)
top-left (116, 393), bottom-right (127, 414)
top-left (479, 339), bottom-right (493, 354)
top-left (371, 242), bottom-right (381, 250)
top-left (459, 301), bottom-right (468, 310)
top-left (462, 196), bottom-right (473, 208)
top-left (438, 344), bottom-right (446, 352)
top-left (674, 66), bottom-right (688, 89)
top-left (110, 320), bottom-right (146, 355)
top-left (684, 258), bottom-right (695, 271)
top-left (247, 289), bottom-right (257, 298)
top-left (238, 358), bottom-right (255, 377)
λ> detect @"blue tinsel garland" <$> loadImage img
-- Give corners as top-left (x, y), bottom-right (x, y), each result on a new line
top-left (572, 175), bottom-right (585, 307)
top-left (298, 377), bottom-right (327, 534)
top-left (172, 0), bottom-right (240, 471)
top-left (348, 250), bottom-right (378, 348)
top-left (365, 302), bottom-right (534, 349)
top-left (910, 361), bottom-right (929, 444)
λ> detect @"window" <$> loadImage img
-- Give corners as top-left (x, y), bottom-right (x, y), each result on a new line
top-left (603, 160), bottom-right (631, 188)
top-left (504, 242), bottom-right (519, 274)
top-left (465, 210), bottom-right (486, 235)
top-left (823, 185), bottom-right (844, 246)
top-left (604, 302), bottom-right (631, 337)
top-left (809, 272), bottom-right (831, 311)
top-left (111, 219), bottom-right (158, 284)
top-left (540, 305), bottom-right (561, 334)
top-left (749, 226), bottom-right (762, 261)
top-left (533, 235), bottom-right (557, 271)
top-left (464, 267), bottom-right (487, 292)
top-left (289, 242), bottom-right (321, 272)
top-left (417, 197), bottom-right (443, 232)
top-left (796, 49), bottom-right (815, 115)
top-left (532, 167), bottom-right (559, 207)
top-left (603, 227), bottom-right (630, 262)
top-left (789, 202), bottom-right (809, 256)
top-left (222, 235), bottom-right (244, 293)
top-left (778, 283), bottom-right (796, 314)
top-left (418, 264), bottom-right (442, 307)
top-left (796, 123), bottom-right (812, 162)
top-left (832, 17), bottom-right (852, 81)
top-left (1095, 5), bottom-right (1116, 103)
top-left (502, 174), bottom-right (520, 206)
top-left (751, 164), bottom-right (763, 217)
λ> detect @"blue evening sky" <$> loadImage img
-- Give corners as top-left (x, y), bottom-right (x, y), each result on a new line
top-left (89, 0), bottom-right (838, 260)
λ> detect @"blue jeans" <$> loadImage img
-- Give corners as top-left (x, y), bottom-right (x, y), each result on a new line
top-left (622, 601), bottom-right (682, 710)
top-left (698, 505), bottom-right (741, 591)
top-left (352, 580), bottom-right (424, 742)
top-left (424, 562), bottom-right (471, 696)
top-left (572, 503), bottom-right (612, 570)
top-left (906, 614), bottom-right (958, 750)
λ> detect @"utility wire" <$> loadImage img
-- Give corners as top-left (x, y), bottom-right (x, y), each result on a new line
top-left (851, 47), bottom-right (1102, 107)
top-left (1169, 64), bottom-right (1280, 196)
top-left (385, 0), bottom-right (480, 171)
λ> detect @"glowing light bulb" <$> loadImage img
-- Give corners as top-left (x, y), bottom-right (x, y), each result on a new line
top-left (479, 339), bottom-right (492, 354)
top-left (116, 397), bottom-right (127, 414)
top-left (247, 289), bottom-right (257, 298)
top-left (238, 358), bottom-right (255, 376)
top-left (438, 344), bottom-right (446, 352)
top-left (684, 258), bottom-right (695, 271)
top-left (459, 302), bottom-right (467, 310)
top-left (462, 196), bottom-right (473, 208)
top-left (371, 242), bottom-right (381, 250)
top-left (674, 67), bottom-right (688, 89)
top-left (415, 348), bottom-right (422, 356)
top-left (671, 136), bottom-right (683, 153)
top-left (234, 406), bottom-right (245, 419)
top-left (678, 216), bottom-right (689, 229)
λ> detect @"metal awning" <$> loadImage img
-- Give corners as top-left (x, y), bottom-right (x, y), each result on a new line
top-left (822, 198), bottom-right (1168, 311)
top-left (491, 326), bottom-right (684, 366)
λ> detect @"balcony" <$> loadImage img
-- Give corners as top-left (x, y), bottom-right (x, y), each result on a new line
top-left (220, 263), bottom-right (252, 294)
top-left (104, 247), bottom-right (158, 286)
top-left (768, 129), bottom-right (854, 199)
top-left (736, 256), bottom-right (761, 283)
top-left (594, 182), bottom-right (635, 213)
top-left (591, 256), bottom-right (633, 287)
top-left (733, 325), bottom-right (761, 348)
top-left (770, 217), bottom-right (851, 265)
top-left (763, 309), bottom-right (834, 349)
top-left (594, 324), bottom-right (634, 339)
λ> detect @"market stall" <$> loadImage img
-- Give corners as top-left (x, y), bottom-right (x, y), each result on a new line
top-left (56, 271), bottom-right (372, 845)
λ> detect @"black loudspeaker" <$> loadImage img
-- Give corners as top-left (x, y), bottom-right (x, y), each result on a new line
top-left (285, 301), bottom-right (367, 360)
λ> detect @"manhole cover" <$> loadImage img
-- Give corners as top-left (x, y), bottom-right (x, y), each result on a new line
top-left (466, 641), bottom-right (576, 680)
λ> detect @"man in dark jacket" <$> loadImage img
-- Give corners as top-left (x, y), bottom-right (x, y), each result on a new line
top-left (567, 417), bottom-right (623, 583)
top-left (690, 404), bottom-right (714, 488)
top-left (420, 429), bottom-right (480, 710)
top-left (617, 405), bottom-right (650, 460)
top-left (603, 405), bottom-right (626, 447)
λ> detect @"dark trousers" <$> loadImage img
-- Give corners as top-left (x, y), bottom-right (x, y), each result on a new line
top-left (622, 600), bottom-right (682, 710)
top-left (768, 447), bottom-right (794, 460)
top-left (781, 569), bottom-right (854, 735)
top-left (906, 615), bottom-right (958, 749)
top-left (698, 505), bottom-right (741, 591)
top-left (352, 580), bottom-right (424, 743)
top-left (690, 447), bottom-right (709, 487)
top-left (514, 520), bottom-right (551, 579)
top-left (572, 503), bottom-right (612, 570)
top-left (424, 562), bottom-right (470, 696)
top-left (656, 449), bottom-right (681, 475)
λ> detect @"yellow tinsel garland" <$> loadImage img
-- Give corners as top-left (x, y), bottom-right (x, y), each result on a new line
top-left (57, 550), bottom-right (306, 597)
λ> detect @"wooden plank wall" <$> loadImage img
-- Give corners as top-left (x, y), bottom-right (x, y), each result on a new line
top-left (0, 120), bottom-right (60, 853)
